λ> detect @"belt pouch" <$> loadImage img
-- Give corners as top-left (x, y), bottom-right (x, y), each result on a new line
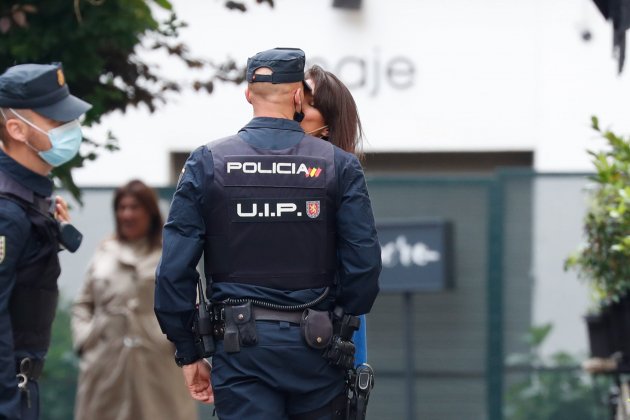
top-left (300, 309), bottom-right (333, 349)
top-left (232, 302), bottom-right (258, 347)
top-left (223, 306), bottom-right (240, 353)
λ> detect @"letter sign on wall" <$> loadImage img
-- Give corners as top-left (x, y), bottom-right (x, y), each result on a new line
top-left (377, 220), bottom-right (453, 292)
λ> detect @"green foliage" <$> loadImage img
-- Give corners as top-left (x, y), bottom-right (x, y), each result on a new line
top-left (0, 0), bottom-right (250, 202)
top-left (38, 300), bottom-right (79, 420)
top-left (505, 324), bottom-right (609, 420)
top-left (0, 0), bottom-right (179, 201)
top-left (225, 0), bottom-right (274, 11)
top-left (565, 116), bottom-right (630, 306)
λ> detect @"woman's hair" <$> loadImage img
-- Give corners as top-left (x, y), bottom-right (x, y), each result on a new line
top-left (113, 179), bottom-right (163, 249)
top-left (305, 65), bottom-right (364, 157)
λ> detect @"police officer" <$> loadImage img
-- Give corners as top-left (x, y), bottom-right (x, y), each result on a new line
top-left (0, 63), bottom-right (92, 419)
top-left (155, 48), bottom-right (381, 419)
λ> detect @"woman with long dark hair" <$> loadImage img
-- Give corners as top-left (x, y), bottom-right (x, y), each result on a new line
top-left (300, 66), bottom-right (370, 366)
top-left (301, 64), bottom-right (364, 157)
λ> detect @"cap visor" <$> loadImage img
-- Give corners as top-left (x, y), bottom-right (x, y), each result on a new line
top-left (33, 94), bottom-right (92, 122)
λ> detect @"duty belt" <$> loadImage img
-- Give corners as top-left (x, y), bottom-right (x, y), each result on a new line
top-left (212, 305), bottom-right (303, 339)
top-left (16, 358), bottom-right (45, 381)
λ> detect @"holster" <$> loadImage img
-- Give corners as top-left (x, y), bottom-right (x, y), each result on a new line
top-left (223, 302), bottom-right (258, 353)
top-left (346, 364), bottom-right (375, 420)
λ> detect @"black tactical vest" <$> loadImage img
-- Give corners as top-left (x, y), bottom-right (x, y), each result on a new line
top-left (0, 170), bottom-right (60, 352)
top-left (204, 134), bottom-right (337, 290)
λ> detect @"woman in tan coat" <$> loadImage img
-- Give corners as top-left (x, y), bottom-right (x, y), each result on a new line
top-left (71, 180), bottom-right (197, 420)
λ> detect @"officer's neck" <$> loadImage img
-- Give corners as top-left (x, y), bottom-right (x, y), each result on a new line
top-left (1, 142), bottom-right (52, 176)
top-left (252, 105), bottom-right (294, 121)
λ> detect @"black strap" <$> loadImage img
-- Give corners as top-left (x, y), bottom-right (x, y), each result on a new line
top-left (252, 306), bottom-right (303, 324)
top-left (0, 169), bottom-right (51, 215)
top-left (0, 192), bottom-right (29, 209)
top-left (0, 192), bottom-right (52, 219)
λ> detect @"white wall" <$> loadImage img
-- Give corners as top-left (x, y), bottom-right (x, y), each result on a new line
top-left (73, 0), bottom-right (630, 186)
top-left (532, 177), bottom-right (592, 357)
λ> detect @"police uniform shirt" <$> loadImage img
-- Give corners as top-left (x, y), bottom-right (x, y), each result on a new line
top-left (0, 148), bottom-right (52, 415)
top-left (155, 117), bottom-right (381, 361)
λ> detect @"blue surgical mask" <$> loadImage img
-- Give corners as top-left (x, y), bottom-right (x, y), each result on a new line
top-left (9, 108), bottom-right (83, 167)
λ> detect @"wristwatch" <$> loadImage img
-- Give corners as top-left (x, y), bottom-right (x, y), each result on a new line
top-left (174, 354), bottom-right (200, 367)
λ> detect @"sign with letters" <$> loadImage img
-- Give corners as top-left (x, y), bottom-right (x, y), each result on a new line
top-left (377, 220), bottom-right (453, 292)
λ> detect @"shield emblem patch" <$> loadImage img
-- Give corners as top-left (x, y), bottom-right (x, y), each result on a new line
top-left (57, 69), bottom-right (65, 86)
top-left (0, 236), bottom-right (5, 264)
top-left (306, 201), bottom-right (320, 218)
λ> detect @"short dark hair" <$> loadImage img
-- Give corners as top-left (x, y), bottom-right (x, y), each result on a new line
top-left (113, 179), bottom-right (163, 250)
top-left (305, 65), bottom-right (364, 157)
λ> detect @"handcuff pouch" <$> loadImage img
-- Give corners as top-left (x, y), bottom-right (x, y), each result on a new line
top-left (300, 309), bottom-right (333, 349)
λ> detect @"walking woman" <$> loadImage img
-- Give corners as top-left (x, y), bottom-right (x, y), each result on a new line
top-left (71, 180), bottom-right (196, 420)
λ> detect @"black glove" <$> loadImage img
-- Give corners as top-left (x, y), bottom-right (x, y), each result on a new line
top-left (323, 335), bottom-right (356, 370)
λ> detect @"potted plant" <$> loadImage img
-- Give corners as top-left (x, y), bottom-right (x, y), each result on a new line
top-left (565, 116), bottom-right (630, 359)
top-left (505, 324), bottom-right (609, 419)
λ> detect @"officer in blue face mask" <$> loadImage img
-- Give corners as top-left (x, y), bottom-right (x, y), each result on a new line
top-left (0, 62), bottom-right (92, 420)
top-left (155, 48), bottom-right (381, 419)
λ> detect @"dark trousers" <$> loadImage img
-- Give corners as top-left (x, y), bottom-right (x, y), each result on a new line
top-left (212, 320), bottom-right (345, 420)
top-left (19, 381), bottom-right (39, 420)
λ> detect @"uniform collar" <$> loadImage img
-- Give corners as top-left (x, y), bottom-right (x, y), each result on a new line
top-left (0, 148), bottom-right (53, 198)
top-left (237, 117), bottom-right (305, 150)
top-left (240, 117), bottom-right (304, 133)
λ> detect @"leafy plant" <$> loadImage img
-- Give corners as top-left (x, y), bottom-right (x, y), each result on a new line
top-left (505, 324), bottom-right (609, 420)
top-left (565, 116), bottom-right (630, 306)
top-left (0, 0), bottom-right (269, 202)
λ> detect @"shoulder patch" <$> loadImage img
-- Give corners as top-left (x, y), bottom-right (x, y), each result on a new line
top-left (0, 235), bottom-right (5, 264)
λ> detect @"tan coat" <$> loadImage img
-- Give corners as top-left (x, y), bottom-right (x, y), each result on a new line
top-left (71, 238), bottom-right (197, 420)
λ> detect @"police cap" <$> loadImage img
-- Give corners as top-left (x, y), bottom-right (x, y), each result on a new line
top-left (0, 62), bottom-right (92, 122)
top-left (246, 48), bottom-right (305, 84)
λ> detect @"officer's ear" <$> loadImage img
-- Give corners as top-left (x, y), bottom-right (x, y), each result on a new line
top-left (293, 87), bottom-right (303, 113)
top-left (4, 117), bottom-right (29, 144)
top-left (245, 86), bottom-right (252, 104)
